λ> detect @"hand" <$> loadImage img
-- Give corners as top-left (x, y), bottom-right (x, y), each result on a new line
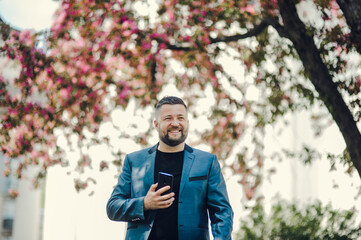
top-left (143, 183), bottom-right (175, 211)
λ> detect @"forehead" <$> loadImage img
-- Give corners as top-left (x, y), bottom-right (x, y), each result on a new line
top-left (158, 104), bottom-right (187, 116)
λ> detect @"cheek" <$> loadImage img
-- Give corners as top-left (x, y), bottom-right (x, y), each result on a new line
top-left (158, 123), bottom-right (167, 132)
top-left (181, 123), bottom-right (189, 130)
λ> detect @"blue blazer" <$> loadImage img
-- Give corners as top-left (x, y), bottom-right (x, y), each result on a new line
top-left (106, 144), bottom-right (233, 240)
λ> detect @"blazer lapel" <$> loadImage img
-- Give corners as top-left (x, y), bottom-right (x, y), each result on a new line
top-left (179, 144), bottom-right (195, 195)
top-left (143, 144), bottom-right (158, 192)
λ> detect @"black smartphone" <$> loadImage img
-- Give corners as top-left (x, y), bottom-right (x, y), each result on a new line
top-left (157, 172), bottom-right (174, 195)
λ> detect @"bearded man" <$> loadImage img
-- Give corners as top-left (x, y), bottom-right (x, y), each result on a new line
top-left (106, 96), bottom-right (233, 240)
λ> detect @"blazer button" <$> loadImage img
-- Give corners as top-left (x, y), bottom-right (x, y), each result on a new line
top-left (149, 224), bottom-right (152, 228)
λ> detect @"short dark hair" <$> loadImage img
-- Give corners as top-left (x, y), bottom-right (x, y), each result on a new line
top-left (155, 96), bottom-right (187, 118)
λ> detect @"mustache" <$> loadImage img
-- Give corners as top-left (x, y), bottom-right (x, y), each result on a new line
top-left (167, 127), bottom-right (183, 131)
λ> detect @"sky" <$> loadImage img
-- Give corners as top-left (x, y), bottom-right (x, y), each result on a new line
top-left (0, 0), bottom-right (59, 31)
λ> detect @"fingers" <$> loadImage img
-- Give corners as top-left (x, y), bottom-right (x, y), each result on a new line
top-left (159, 191), bottom-right (174, 200)
top-left (157, 185), bottom-right (171, 195)
top-left (157, 191), bottom-right (175, 209)
top-left (144, 184), bottom-right (175, 210)
top-left (144, 194), bottom-right (175, 210)
top-left (149, 183), bottom-right (158, 192)
top-left (157, 196), bottom-right (175, 209)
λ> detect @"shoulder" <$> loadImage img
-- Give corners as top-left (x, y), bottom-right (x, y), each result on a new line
top-left (126, 145), bottom-right (155, 159)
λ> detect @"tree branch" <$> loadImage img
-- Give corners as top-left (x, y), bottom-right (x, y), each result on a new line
top-left (166, 17), bottom-right (287, 51)
top-left (278, 0), bottom-right (361, 179)
top-left (0, 15), bottom-right (19, 42)
top-left (150, 56), bottom-right (157, 84)
top-left (211, 17), bottom-right (288, 43)
top-left (336, 0), bottom-right (361, 54)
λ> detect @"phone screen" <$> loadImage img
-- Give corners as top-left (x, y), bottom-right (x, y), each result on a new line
top-left (157, 172), bottom-right (174, 195)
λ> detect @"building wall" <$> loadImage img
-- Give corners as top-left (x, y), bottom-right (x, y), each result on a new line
top-left (42, 165), bottom-right (126, 240)
top-left (12, 176), bottom-right (42, 240)
top-left (0, 157), bottom-right (42, 240)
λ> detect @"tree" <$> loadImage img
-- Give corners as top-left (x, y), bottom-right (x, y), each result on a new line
top-left (236, 197), bottom-right (361, 239)
top-left (0, 0), bottom-right (360, 196)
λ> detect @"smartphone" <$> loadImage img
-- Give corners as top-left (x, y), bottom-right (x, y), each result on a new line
top-left (157, 172), bottom-right (174, 195)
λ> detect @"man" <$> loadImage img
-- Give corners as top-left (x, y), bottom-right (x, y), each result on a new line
top-left (106, 96), bottom-right (233, 240)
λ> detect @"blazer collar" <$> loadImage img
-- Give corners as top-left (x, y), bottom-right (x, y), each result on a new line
top-left (147, 142), bottom-right (195, 195)
top-left (148, 143), bottom-right (194, 154)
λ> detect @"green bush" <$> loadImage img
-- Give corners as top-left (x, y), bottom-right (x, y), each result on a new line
top-left (236, 198), bottom-right (361, 240)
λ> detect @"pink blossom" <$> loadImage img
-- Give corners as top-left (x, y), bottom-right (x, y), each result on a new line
top-left (142, 42), bottom-right (152, 50)
top-left (202, 35), bottom-right (210, 44)
top-left (147, 54), bottom-right (154, 61)
top-left (51, 11), bottom-right (67, 31)
top-left (19, 30), bottom-right (33, 45)
top-left (182, 35), bottom-right (191, 42)
top-left (59, 88), bottom-right (69, 99)
top-left (121, 41), bottom-right (129, 50)
top-left (193, 9), bottom-right (200, 15)
top-left (2, 166), bottom-right (11, 177)
top-left (122, 20), bottom-right (132, 30)
top-left (8, 188), bottom-right (19, 198)
top-left (8, 108), bottom-right (18, 116)
top-left (41, 109), bottom-right (47, 117)
top-left (134, 88), bottom-right (147, 96)
top-left (150, 33), bottom-right (168, 42)
top-left (244, 187), bottom-right (254, 200)
top-left (240, 5), bottom-right (256, 14)
top-left (123, 30), bottom-right (132, 37)
top-left (192, 1), bottom-right (202, 7)
top-left (76, 38), bottom-right (85, 48)
top-left (219, 117), bottom-right (227, 128)
top-left (355, 77), bottom-right (361, 88)
top-left (235, 123), bottom-right (244, 136)
top-left (167, 10), bottom-right (175, 21)
top-left (99, 161), bottom-right (109, 171)
top-left (89, 92), bottom-right (96, 98)
top-left (24, 104), bottom-right (31, 113)
top-left (164, 0), bottom-right (172, 8)
top-left (159, 43), bottom-right (167, 49)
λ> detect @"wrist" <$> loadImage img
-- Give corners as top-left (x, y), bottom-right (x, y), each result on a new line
top-left (143, 197), bottom-right (149, 211)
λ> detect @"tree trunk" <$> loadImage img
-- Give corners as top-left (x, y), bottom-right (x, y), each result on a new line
top-left (277, 0), bottom-right (361, 178)
top-left (336, 0), bottom-right (361, 54)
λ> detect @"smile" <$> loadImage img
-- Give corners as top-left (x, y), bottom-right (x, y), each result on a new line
top-left (169, 130), bottom-right (181, 133)
top-left (168, 129), bottom-right (182, 134)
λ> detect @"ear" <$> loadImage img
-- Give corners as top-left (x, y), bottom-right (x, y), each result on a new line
top-left (154, 120), bottom-right (159, 130)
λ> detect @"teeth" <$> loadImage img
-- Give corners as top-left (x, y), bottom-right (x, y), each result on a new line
top-left (169, 130), bottom-right (181, 133)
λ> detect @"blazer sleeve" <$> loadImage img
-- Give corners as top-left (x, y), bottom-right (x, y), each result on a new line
top-left (207, 155), bottom-right (234, 240)
top-left (106, 155), bottom-right (146, 222)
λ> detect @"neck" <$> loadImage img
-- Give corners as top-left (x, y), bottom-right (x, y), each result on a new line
top-left (158, 141), bottom-right (185, 152)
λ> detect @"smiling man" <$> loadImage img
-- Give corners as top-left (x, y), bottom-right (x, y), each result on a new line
top-left (154, 101), bottom-right (188, 151)
top-left (106, 96), bottom-right (233, 240)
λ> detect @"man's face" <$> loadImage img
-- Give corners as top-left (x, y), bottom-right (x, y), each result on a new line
top-left (154, 104), bottom-right (189, 147)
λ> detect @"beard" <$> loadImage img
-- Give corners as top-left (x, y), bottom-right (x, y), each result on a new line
top-left (159, 127), bottom-right (188, 147)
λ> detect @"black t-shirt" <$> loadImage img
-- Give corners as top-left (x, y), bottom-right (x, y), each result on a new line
top-left (148, 149), bottom-right (184, 240)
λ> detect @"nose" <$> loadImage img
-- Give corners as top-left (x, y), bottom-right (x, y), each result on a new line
top-left (170, 119), bottom-right (180, 127)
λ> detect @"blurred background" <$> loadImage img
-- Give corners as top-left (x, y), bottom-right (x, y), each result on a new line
top-left (0, 0), bottom-right (360, 239)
